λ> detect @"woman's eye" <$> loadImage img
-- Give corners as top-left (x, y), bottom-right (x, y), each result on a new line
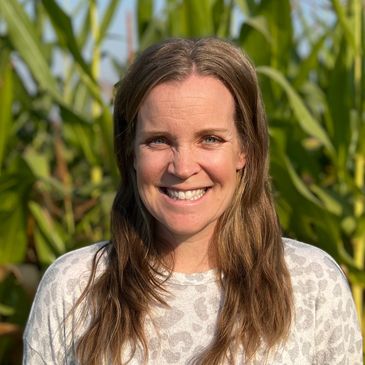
top-left (202, 135), bottom-right (222, 144)
top-left (147, 137), bottom-right (168, 146)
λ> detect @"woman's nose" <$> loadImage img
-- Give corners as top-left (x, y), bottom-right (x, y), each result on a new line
top-left (167, 147), bottom-right (200, 179)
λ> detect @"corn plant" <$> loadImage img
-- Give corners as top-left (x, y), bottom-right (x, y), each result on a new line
top-left (0, 0), bottom-right (120, 361)
top-left (0, 0), bottom-right (363, 363)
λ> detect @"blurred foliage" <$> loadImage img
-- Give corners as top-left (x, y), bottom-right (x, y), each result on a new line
top-left (0, 0), bottom-right (364, 363)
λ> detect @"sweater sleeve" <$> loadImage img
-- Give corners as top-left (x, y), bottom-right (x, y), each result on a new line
top-left (22, 257), bottom-right (77, 364)
top-left (22, 244), bottom-right (105, 364)
top-left (313, 255), bottom-right (362, 365)
top-left (23, 340), bottom-right (48, 365)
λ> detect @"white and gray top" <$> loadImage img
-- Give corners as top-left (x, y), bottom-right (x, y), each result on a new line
top-left (23, 238), bottom-right (362, 364)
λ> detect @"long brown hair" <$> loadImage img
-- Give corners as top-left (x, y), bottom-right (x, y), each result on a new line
top-left (73, 38), bottom-right (293, 364)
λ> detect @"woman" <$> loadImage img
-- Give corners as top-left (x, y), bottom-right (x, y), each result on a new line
top-left (23, 38), bottom-right (362, 364)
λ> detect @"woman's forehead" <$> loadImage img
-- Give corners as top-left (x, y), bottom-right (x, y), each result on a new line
top-left (140, 75), bottom-right (234, 114)
top-left (135, 75), bottom-right (236, 133)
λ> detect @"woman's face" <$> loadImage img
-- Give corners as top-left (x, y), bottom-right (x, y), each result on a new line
top-left (134, 74), bottom-right (246, 244)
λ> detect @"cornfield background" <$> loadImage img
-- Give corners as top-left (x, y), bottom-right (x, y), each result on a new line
top-left (0, 0), bottom-right (364, 363)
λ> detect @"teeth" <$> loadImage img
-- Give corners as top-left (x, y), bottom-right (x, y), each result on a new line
top-left (165, 188), bottom-right (207, 201)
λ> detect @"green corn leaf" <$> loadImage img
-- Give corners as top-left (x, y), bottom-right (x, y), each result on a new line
top-left (239, 16), bottom-right (271, 66)
top-left (0, 207), bottom-right (27, 264)
top-left (138, 0), bottom-right (153, 40)
top-left (41, 0), bottom-right (94, 82)
top-left (0, 303), bottom-right (15, 317)
top-left (23, 147), bottom-right (50, 179)
top-left (257, 66), bottom-right (334, 154)
top-left (166, 0), bottom-right (189, 38)
top-left (283, 155), bottom-right (321, 206)
top-left (60, 106), bottom-right (98, 166)
top-left (240, 0), bottom-right (292, 70)
top-left (0, 2), bottom-right (100, 121)
top-left (28, 201), bottom-right (66, 255)
top-left (347, 265), bottom-right (365, 286)
top-left (342, 216), bottom-right (357, 235)
top-left (97, 0), bottom-right (122, 45)
top-left (265, 0), bottom-right (293, 71)
top-left (96, 108), bottom-right (119, 182)
top-left (39, 0), bottom-right (104, 107)
top-left (137, 0), bottom-right (165, 49)
top-left (185, 0), bottom-right (214, 36)
top-left (243, 16), bottom-right (272, 44)
top-left (327, 39), bottom-right (352, 172)
top-left (270, 129), bottom-right (321, 206)
top-left (213, 0), bottom-right (233, 38)
top-left (0, 190), bottom-right (28, 264)
top-left (331, 0), bottom-right (356, 49)
top-left (0, 160), bottom-right (34, 264)
top-left (33, 227), bottom-right (57, 265)
top-left (355, 215), bottom-right (365, 239)
top-left (0, 1), bottom-right (59, 97)
top-left (77, 6), bottom-right (91, 48)
top-left (293, 33), bottom-right (327, 88)
top-left (0, 52), bottom-right (13, 174)
top-left (358, 123), bottom-right (365, 155)
top-left (310, 184), bottom-right (343, 216)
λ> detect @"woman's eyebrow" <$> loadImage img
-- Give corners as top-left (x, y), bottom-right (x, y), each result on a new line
top-left (194, 128), bottom-right (230, 137)
top-left (139, 128), bottom-right (229, 135)
top-left (138, 129), bottom-right (173, 136)
top-left (136, 130), bottom-right (175, 142)
top-left (136, 128), bottom-right (231, 144)
top-left (196, 128), bottom-right (229, 134)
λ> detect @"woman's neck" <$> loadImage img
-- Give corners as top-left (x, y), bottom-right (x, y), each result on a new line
top-left (156, 229), bottom-right (217, 273)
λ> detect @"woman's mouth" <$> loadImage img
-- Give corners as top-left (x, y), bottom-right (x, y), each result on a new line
top-left (160, 187), bottom-right (209, 201)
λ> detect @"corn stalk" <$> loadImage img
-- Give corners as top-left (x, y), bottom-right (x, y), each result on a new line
top-left (352, 0), bottom-right (365, 331)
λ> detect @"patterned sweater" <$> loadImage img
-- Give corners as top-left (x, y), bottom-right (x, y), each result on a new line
top-left (23, 238), bottom-right (363, 364)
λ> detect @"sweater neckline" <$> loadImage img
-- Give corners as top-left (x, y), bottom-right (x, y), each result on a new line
top-left (165, 268), bottom-right (219, 286)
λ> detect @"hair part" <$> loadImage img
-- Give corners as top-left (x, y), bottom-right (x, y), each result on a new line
top-left (73, 37), bottom-right (293, 364)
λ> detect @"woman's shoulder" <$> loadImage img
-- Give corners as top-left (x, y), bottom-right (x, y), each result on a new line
top-left (36, 241), bottom-right (109, 299)
top-left (282, 237), bottom-right (351, 289)
top-left (283, 237), bottom-right (344, 273)
top-left (281, 239), bottom-right (362, 362)
top-left (23, 242), bottom-right (110, 363)
top-left (46, 241), bottom-right (109, 272)
top-left (283, 235), bottom-right (355, 300)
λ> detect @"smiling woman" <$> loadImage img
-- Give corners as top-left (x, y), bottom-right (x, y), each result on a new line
top-left (134, 75), bottom-right (245, 265)
top-left (23, 38), bottom-right (362, 365)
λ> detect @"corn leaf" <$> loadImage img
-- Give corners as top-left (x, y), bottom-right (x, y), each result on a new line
top-left (257, 66), bottom-right (334, 154)
top-left (41, 0), bottom-right (94, 81)
top-left (331, 0), bottom-right (356, 49)
top-left (28, 201), bottom-right (66, 255)
top-left (0, 53), bottom-right (13, 174)
top-left (0, 1), bottom-right (59, 97)
top-left (326, 39), bottom-right (352, 170)
top-left (166, 0), bottom-right (189, 38)
top-left (310, 184), bottom-right (343, 216)
top-left (213, 0), bottom-right (232, 38)
top-left (185, 0), bottom-right (214, 36)
top-left (97, 0), bottom-right (122, 45)
top-left (138, 0), bottom-right (153, 40)
top-left (0, 208), bottom-right (27, 264)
